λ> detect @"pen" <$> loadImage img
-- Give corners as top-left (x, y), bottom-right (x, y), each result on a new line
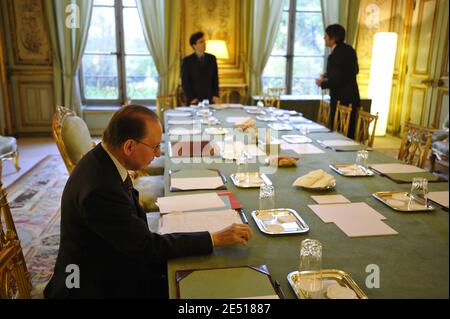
top-left (238, 209), bottom-right (249, 224)
top-left (275, 280), bottom-right (286, 299)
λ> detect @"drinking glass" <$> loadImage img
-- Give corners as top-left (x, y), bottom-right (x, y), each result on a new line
top-left (259, 184), bottom-right (275, 210)
top-left (298, 125), bottom-right (309, 136)
top-left (236, 150), bottom-right (250, 184)
top-left (355, 150), bottom-right (369, 174)
top-left (297, 239), bottom-right (323, 299)
top-left (409, 177), bottom-right (428, 208)
top-left (202, 99), bottom-right (210, 109)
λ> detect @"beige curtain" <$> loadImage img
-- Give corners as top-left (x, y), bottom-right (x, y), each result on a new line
top-left (136, 0), bottom-right (181, 97)
top-left (44, 0), bottom-right (93, 115)
top-left (247, 0), bottom-right (284, 97)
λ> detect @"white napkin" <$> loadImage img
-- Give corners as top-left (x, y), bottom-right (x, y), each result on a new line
top-left (293, 169), bottom-right (336, 188)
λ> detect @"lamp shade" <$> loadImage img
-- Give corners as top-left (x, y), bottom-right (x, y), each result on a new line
top-left (206, 40), bottom-right (229, 60)
top-left (368, 32), bottom-right (398, 136)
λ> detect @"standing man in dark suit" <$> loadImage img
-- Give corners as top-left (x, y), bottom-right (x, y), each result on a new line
top-left (44, 105), bottom-right (252, 299)
top-left (316, 24), bottom-right (360, 139)
top-left (181, 31), bottom-right (220, 105)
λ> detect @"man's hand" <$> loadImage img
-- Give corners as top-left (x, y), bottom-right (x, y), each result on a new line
top-left (190, 99), bottom-right (199, 105)
top-left (211, 223), bottom-right (253, 247)
top-left (315, 78), bottom-right (323, 87)
top-left (212, 96), bottom-right (220, 104)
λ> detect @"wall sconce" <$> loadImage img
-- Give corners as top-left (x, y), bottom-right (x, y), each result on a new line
top-left (206, 40), bottom-right (229, 60)
top-left (368, 32), bottom-right (398, 136)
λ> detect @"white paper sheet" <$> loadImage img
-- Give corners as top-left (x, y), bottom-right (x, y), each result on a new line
top-left (319, 139), bottom-right (360, 146)
top-left (308, 202), bottom-right (387, 223)
top-left (168, 127), bottom-right (201, 135)
top-left (369, 163), bottom-right (426, 174)
top-left (215, 141), bottom-right (266, 157)
top-left (428, 191), bottom-right (449, 208)
top-left (165, 111), bottom-right (192, 117)
top-left (280, 143), bottom-right (325, 154)
top-left (156, 193), bottom-right (227, 214)
top-left (159, 209), bottom-right (242, 234)
top-left (167, 119), bottom-right (198, 125)
top-left (311, 195), bottom-right (351, 205)
top-left (171, 176), bottom-right (224, 190)
top-left (226, 116), bottom-right (250, 124)
top-left (333, 217), bottom-right (398, 238)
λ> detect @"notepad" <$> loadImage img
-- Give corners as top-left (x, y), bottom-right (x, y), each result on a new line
top-left (226, 116), bottom-right (249, 124)
top-left (156, 193), bottom-right (227, 214)
top-left (308, 202), bottom-right (387, 223)
top-left (280, 143), bottom-right (325, 154)
top-left (311, 195), bottom-right (351, 205)
top-left (369, 163), bottom-right (425, 174)
top-left (428, 191), bottom-right (449, 209)
top-left (319, 140), bottom-right (360, 147)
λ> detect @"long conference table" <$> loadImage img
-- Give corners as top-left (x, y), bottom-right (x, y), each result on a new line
top-left (162, 106), bottom-right (449, 299)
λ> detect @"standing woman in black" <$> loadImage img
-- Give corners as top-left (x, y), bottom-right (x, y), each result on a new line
top-left (316, 24), bottom-right (360, 139)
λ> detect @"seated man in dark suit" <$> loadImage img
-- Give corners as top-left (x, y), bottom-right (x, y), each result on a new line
top-left (44, 105), bottom-right (252, 299)
top-left (181, 31), bottom-right (220, 105)
top-left (316, 24), bottom-right (360, 139)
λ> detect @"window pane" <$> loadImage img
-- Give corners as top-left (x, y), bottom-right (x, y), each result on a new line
top-left (292, 57), bottom-right (323, 95)
top-left (262, 56), bottom-right (286, 92)
top-left (122, 0), bottom-right (136, 7)
top-left (294, 12), bottom-right (324, 56)
top-left (123, 7), bottom-right (149, 54)
top-left (125, 56), bottom-right (157, 99)
top-left (283, 0), bottom-right (290, 11)
top-left (82, 55), bottom-right (119, 99)
top-left (293, 57), bottom-right (323, 78)
top-left (272, 12), bottom-right (289, 55)
top-left (297, 0), bottom-right (321, 11)
top-left (291, 78), bottom-right (321, 95)
top-left (85, 7), bottom-right (116, 53)
top-left (94, 0), bottom-right (114, 6)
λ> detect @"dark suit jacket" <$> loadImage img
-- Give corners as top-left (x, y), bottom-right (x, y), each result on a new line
top-left (44, 144), bottom-right (213, 299)
top-left (181, 52), bottom-right (219, 103)
top-left (321, 42), bottom-right (360, 138)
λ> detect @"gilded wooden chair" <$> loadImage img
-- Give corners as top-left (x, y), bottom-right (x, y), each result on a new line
top-left (355, 108), bottom-right (379, 147)
top-left (262, 94), bottom-right (281, 109)
top-left (398, 120), bottom-right (435, 169)
top-left (0, 135), bottom-right (20, 177)
top-left (317, 98), bottom-right (331, 128)
top-left (156, 95), bottom-right (176, 120)
top-left (52, 106), bottom-right (164, 211)
top-left (332, 101), bottom-right (352, 136)
top-left (0, 180), bottom-right (32, 299)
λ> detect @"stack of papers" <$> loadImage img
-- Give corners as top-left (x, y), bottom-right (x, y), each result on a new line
top-left (428, 191), bottom-right (449, 209)
top-left (159, 209), bottom-right (242, 234)
top-left (308, 202), bottom-right (398, 237)
top-left (281, 143), bottom-right (325, 154)
top-left (369, 163), bottom-right (425, 174)
top-left (156, 193), bottom-right (227, 214)
top-left (215, 141), bottom-right (266, 158)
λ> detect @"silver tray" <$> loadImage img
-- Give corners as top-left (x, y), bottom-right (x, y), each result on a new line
top-left (268, 123), bottom-right (294, 131)
top-left (329, 164), bottom-right (374, 177)
top-left (251, 208), bottom-right (309, 235)
top-left (372, 191), bottom-right (435, 212)
top-left (282, 135), bottom-right (312, 144)
top-left (256, 115), bottom-right (278, 122)
top-left (287, 269), bottom-right (368, 299)
top-left (230, 172), bottom-right (272, 188)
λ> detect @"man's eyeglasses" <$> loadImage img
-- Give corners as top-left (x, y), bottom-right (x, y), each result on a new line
top-left (136, 140), bottom-right (161, 153)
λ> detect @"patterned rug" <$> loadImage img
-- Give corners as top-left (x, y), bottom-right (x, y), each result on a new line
top-left (6, 155), bottom-right (68, 294)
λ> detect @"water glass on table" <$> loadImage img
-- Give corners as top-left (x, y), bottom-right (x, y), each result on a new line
top-left (355, 150), bottom-right (369, 174)
top-left (409, 177), bottom-right (428, 208)
top-left (297, 239), bottom-right (323, 299)
top-left (298, 125), bottom-right (309, 136)
top-left (259, 184), bottom-right (275, 211)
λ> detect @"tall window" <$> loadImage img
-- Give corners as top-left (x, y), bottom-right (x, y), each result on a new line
top-left (262, 0), bottom-right (324, 96)
top-left (81, 0), bottom-right (158, 105)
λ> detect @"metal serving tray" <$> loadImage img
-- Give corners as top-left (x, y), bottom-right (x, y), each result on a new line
top-left (256, 115), bottom-right (278, 122)
top-left (281, 135), bottom-right (312, 144)
top-left (372, 191), bottom-right (435, 212)
top-left (287, 269), bottom-right (368, 299)
top-left (329, 164), bottom-right (374, 177)
top-left (230, 172), bottom-right (272, 188)
top-left (251, 208), bottom-right (309, 235)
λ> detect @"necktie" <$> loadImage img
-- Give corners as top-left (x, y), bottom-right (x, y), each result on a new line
top-left (124, 174), bottom-right (134, 199)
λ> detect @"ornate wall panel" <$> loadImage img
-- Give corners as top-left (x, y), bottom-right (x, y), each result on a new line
top-left (8, 0), bottom-right (51, 65)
